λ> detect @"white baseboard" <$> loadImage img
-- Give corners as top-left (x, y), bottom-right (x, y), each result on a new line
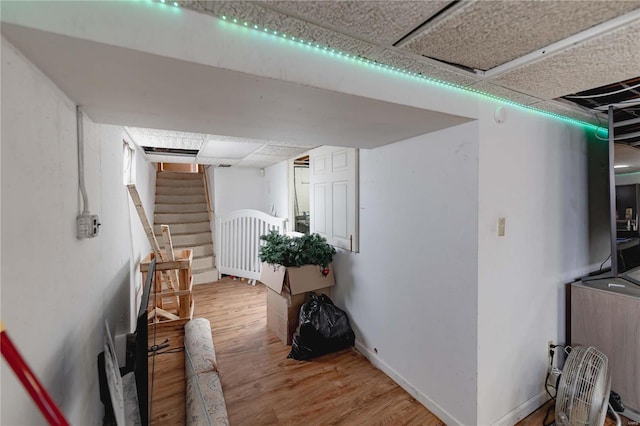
top-left (492, 391), bottom-right (549, 426)
top-left (354, 340), bottom-right (464, 426)
top-left (623, 407), bottom-right (640, 423)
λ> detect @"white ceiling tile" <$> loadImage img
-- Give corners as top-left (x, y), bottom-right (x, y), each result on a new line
top-left (199, 138), bottom-right (263, 159)
top-left (401, 1), bottom-right (640, 71)
top-left (235, 157), bottom-right (282, 168)
top-left (204, 133), bottom-right (317, 148)
top-left (197, 157), bottom-right (241, 166)
top-left (266, 1), bottom-right (452, 45)
top-left (253, 145), bottom-right (310, 158)
top-left (126, 127), bottom-right (205, 140)
top-left (190, 1), bottom-right (378, 57)
top-left (490, 20), bottom-right (640, 100)
top-left (240, 153), bottom-right (293, 165)
top-left (126, 127), bottom-right (206, 150)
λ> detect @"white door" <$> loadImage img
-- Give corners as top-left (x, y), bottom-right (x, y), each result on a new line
top-left (309, 146), bottom-right (359, 252)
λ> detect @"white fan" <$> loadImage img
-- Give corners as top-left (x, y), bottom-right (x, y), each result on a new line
top-left (554, 346), bottom-right (621, 426)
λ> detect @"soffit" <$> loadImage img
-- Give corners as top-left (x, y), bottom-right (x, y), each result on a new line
top-left (178, 0), bottom-right (640, 126)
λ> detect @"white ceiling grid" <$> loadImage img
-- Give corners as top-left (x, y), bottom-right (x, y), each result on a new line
top-left (490, 19), bottom-right (640, 100)
top-left (401, 1), bottom-right (640, 71)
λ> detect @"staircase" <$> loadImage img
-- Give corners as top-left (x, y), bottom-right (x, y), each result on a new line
top-left (153, 171), bottom-right (218, 285)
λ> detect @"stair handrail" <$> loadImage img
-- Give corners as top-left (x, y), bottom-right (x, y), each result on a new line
top-left (202, 167), bottom-right (214, 224)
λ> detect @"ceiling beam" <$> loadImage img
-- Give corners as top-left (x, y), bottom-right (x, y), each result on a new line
top-left (615, 117), bottom-right (640, 128)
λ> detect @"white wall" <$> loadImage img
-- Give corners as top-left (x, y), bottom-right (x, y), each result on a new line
top-left (0, 37), bottom-right (154, 424)
top-left (264, 161), bottom-right (289, 219)
top-left (476, 105), bottom-right (594, 425)
top-left (331, 122), bottom-right (480, 425)
top-left (213, 167), bottom-right (266, 217)
top-left (0, 5), bottom-right (606, 424)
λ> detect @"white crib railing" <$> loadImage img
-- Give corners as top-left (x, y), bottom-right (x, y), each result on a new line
top-left (215, 209), bottom-right (287, 281)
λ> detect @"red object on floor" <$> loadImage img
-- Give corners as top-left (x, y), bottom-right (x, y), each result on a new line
top-left (0, 322), bottom-right (70, 426)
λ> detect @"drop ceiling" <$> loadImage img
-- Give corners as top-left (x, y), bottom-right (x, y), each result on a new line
top-left (560, 76), bottom-right (640, 175)
top-left (127, 127), bottom-right (315, 167)
top-left (2, 1), bottom-right (640, 168)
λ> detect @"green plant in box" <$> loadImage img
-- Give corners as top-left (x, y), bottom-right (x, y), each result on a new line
top-left (259, 231), bottom-right (336, 269)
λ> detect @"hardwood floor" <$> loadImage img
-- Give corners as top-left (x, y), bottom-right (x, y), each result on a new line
top-left (150, 279), bottom-right (635, 425)
top-left (149, 278), bottom-right (443, 425)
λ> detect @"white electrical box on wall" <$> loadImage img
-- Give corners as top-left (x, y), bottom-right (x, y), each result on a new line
top-left (77, 212), bottom-right (101, 238)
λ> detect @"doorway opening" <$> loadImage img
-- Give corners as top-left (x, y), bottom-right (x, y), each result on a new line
top-left (289, 155), bottom-right (310, 234)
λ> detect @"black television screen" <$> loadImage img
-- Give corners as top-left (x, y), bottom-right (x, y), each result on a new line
top-left (130, 258), bottom-right (155, 425)
top-left (99, 258), bottom-right (155, 425)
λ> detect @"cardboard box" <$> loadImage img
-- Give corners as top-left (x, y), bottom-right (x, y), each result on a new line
top-left (260, 263), bottom-right (335, 294)
top-left (261, 263), bottom-right (335, 345)
top-left (266, 288), bottom-right (332, 345)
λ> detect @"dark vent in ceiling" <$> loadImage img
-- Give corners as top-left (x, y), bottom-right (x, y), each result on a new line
top-left (142, 146), bottom-right (199, 156)
top-left (218, 164), bottom-right (232, 168)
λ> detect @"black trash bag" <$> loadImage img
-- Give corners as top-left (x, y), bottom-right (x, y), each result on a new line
top-left (288, 292), bottom-right (355, 360)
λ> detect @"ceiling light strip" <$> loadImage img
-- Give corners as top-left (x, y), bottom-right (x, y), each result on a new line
top-left (146, 1), bottom-right (604, 134)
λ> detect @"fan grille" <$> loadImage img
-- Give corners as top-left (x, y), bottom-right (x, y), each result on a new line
top-left (556, 346), bottom-right (609, 426)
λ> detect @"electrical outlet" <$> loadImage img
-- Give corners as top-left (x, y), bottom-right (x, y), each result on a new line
top-left (77, 212), bottom-right (101, 239)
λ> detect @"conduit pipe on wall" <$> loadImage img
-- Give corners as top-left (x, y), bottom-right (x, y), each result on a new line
top-left (77, 105), bottom-right (89, 213)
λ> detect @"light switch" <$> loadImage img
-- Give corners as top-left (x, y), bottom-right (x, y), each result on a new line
top-left (498, 217), bottom-right (506, 237)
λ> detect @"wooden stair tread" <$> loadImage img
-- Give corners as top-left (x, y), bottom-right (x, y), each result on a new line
top-left (156, 179), bottom-right (204, 188)
top-left (157, 171), bottom-right (203, 180)
top-left (156, 187), bottom-right (205, 195)
top-left (173, 241), bottom-right (213, 248)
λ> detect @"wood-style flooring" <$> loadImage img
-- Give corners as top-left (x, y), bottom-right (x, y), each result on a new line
top-left (149, 278), bottom-right (635, 425)
top-left (149, 278), bottom-right (443, 425)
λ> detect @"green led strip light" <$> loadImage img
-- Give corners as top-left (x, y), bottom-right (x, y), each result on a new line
top-left (157, 0), bottom-right (180, 7)
top-left (146, 0), bottom-right (606, 135)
